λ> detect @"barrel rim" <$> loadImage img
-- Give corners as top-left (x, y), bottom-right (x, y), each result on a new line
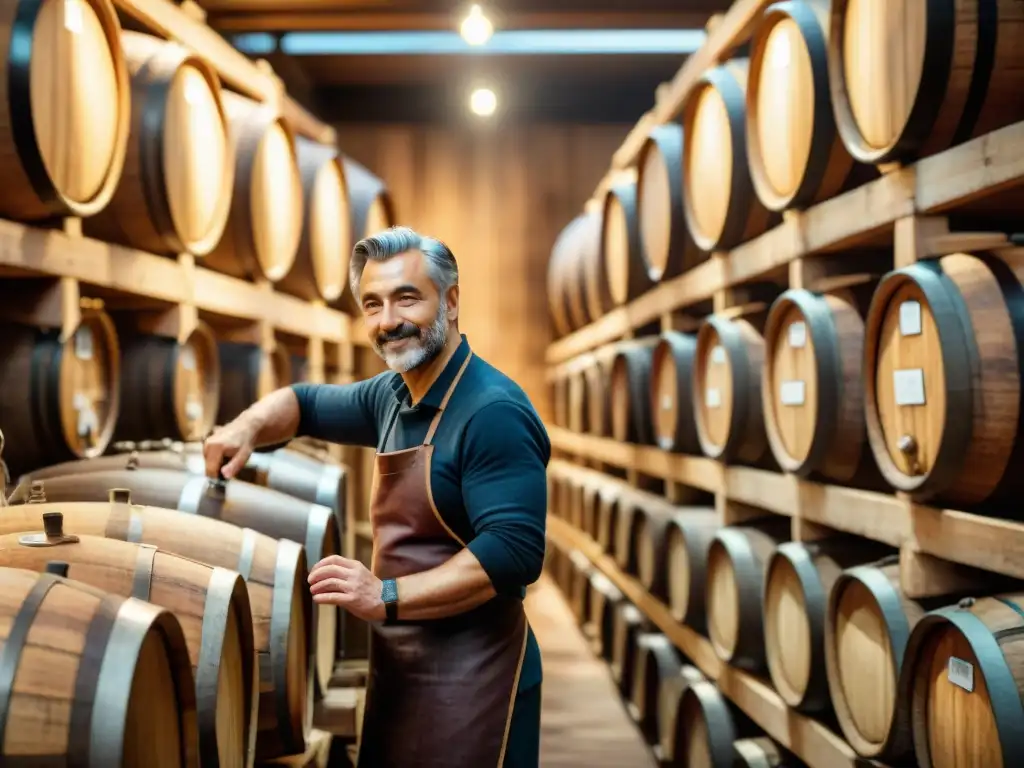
top-left (293, 137), bottom-right (349, 303)
top-left (677, 679), bottom-right (737, 766)
top-left (862, 261), bottom-right (978, 498)
top-left (746, 0), bottom-right (839, 211)
top-left (705, 528), bottom-right (760, 665)
top-left (601, 180), bottom-right (643, 307)
top-left (693, 315), bottom-right (750, 461)
top-left (650, 330), bottom-right (698, 453)
top-left (270, 537), bottom-right (314, 754)
top-left (635, 123), bottom-right (687, 282)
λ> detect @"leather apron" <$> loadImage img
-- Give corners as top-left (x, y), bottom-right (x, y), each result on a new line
top-left (356, 352), bottom-right (530, 768)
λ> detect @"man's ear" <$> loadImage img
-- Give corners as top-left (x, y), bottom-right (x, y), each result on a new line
top-left (446, 284), bottom-right (460, 322)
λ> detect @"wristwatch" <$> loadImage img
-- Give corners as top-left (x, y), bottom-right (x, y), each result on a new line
top-left (381, 578), bottom-right (399, 623)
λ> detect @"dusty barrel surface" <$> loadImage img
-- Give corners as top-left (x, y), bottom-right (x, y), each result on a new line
top-left (0, 519), bottom-right (255, 768)
top-left (0, 0), bottom-right (131, 220)
top-left (1, 492), bottom-right (313, 760)
top-left (828, 0), bottom-right (1024, 163)
top-left (82, 30), bottom-right (233, 255)
top-left (0, 306), bottom-right (121, 478)
top-left (0, 565), bottom-right (198, 767)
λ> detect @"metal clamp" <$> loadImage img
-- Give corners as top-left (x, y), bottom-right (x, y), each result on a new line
top-left (27, 481), bottom-right (46, 505)
top-left (19, 512), bottom-right (80, 548)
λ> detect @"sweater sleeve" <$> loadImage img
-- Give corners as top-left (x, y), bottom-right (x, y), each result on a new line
top-left (461, 399), bottom-right (551, 594)
top-left (291, 376), bottom-right (389, 448)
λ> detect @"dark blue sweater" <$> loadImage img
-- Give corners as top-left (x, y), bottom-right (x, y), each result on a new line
top-left (291, 334), bottom-right (549, 693)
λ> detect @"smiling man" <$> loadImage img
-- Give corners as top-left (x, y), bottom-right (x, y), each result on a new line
top-left (202, 226), bottom-right (550, 768)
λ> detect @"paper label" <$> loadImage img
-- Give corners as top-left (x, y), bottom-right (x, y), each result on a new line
top-left (184, 77), bottom-right (206, 105)
top-left (75, 326), bottom-right (93, 361)
top-left (947, 656), bottom-right (974, 693)
top-left (780, 380), bottom-right (806, 406)
top-left (705, 388), bottom-right (721, 409)
top-left (64, 0), bottom-right (83, 34)
top-left (179, 346), bottom-right (196, 371)
top-left (787, 321), bottom-right (807, 349)
top-left (74, 394), bottom-right (98, 437)
top-left (185, 399), bottom-right (203, 421)
top-left (661, 395), bottom-right (673, 411)
top-left (893, 369), bottom-right (926, 406)
top-left (711, 345), bottom-right (726, 364)
top-left (769, 34), bottom-right (791, 70)
top-left (899, 301), bottom-right (922, 337)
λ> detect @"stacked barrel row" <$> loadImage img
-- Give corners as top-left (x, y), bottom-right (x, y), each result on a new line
top-left (0, 433), bottom-right (349, 767)
top-left (547, 466), bottom-right (1024, 768)
top-left (548, 0), bottom-right (1024, 336)
top-left (0, 0), bottom-right (395, 308)
top-left (553, 242), bottom-right (1024, 515)
top-left (0, 304), bottom-right (324, 481)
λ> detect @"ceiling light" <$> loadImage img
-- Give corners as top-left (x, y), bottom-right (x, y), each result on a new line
top-left (469, 87), bottom-right (497, 117)
top-left (460, 5), bottom-right (493, 46)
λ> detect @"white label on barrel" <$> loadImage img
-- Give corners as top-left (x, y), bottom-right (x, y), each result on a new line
top-left (73, 393), bottom-right (98, 438)
top-left (899, 301), bottom-right (922, 336)
top-left (75, 327), bottom-right (93, 360)
top-left (893, 369), bottom-right (926, 406)
top-left (947, 657), bottom-right (974, 693)
top-left (705, 388), bottom-right (721, 409)
top-left (787, 321), bottom-right (807, 348)
top-left (769, 34), bottom-right (791, 70)
top-left (186, 398), bottom-right (203, 421)
top-left (711, 345), bottom-right (726, 364)
top-left (661, 395), bottom-right (672, 411)
top-left (179, 346), bottom-right (196, 371)
top-left (780, 380), bottom-right (805, 406)
top-left (64, 0), bottom-right (83, 34)
top-left (184, 77), bottom-right (205, 105)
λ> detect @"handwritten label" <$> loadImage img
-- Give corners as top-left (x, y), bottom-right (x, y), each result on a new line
top-left (780, 380), bottom-right (805, 406)
top-left (947, 657), bottom-right (974, 693)
top-left (899, 300), bottom-right (922, 337)
top-left (893, 369), bottom-right (926, 407)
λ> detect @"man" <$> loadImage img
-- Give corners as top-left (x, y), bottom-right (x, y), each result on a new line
top-left (203, 226), bottom-right (550, 768)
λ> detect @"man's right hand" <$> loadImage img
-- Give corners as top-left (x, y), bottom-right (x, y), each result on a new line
top-left (203, 416), bottom-right (259, 480)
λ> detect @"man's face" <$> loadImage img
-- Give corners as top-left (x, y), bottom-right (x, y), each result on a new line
top-left (359, 250), bottom-right (454, 373)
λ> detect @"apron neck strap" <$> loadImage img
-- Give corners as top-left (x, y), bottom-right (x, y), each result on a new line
top-left (424, 352), bottom-right (473, 446)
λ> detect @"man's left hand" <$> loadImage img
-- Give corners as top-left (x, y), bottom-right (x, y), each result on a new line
top-left (308, 555), bottom-right (385, 622)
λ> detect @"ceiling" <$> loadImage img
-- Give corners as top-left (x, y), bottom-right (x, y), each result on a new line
top-left (198, 0), bottom-right (732, 122)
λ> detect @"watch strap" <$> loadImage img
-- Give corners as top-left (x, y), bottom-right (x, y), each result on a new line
top-left (381, 578), bottom-right (399, 623)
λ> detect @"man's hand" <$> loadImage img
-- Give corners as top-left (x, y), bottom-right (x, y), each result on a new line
top-left (308, 555), bottom-right (385, 622)
top-left (203, 416), bottom-right (259, 480)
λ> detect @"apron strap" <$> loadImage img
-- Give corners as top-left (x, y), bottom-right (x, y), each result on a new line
top-left (378, 399), bottom-right (403, 453)
top-left (424, 352), bottom-right (474, 446)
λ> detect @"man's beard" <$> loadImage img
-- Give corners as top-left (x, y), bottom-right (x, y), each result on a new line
top-left (373, 304), bottom-right (448, 373)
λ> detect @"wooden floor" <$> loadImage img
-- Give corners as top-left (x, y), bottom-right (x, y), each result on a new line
top-left (524, 576), bottom-right (656, 768)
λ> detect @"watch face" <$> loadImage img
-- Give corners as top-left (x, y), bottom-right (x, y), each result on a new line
top-left (382, 578), bottom-right (399, 603)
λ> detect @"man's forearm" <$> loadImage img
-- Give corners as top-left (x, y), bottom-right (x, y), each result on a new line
top-left (394, 548), bottom-right (497, 621)
top-left (240, 387), bottom-right (302, 447)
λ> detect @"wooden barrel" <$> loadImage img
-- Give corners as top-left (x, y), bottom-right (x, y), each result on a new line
top-left (243, 446), bottom-right (348, 516)
top-left (588, 571), bottom-right (623, 660)
top-left (612, 496), bottom-right (640, 573)
top-left (0, 307), bottom-right (121, 479)
top-left (344, 156), bottom-right (395, 242)
top-left (547, 210), bottom-right (606, 333)
top-left (216, 340), bottom-right (286, 425)
top-left (112, 322), bottom-right (220, 443)
top-left (669, 679), bottom-right (745, 768)
top-left (12, 461), bottom-right (341, 698)
top-left (81, 31), bottom-right (233, 256)
top-left (1, 493), bottom-right (313, 760)
top-left (580, 481), bottom-right (601, 539)
top-left (0, 0), bottom-right (131, 220)
top-left (732, 737), bottom-right (790, 767)
top-left (705, 519), bottom-right (790, 670)
top-left (0, 520), bottom-right (256, 767)
top-left (637, 123), bottom-right (699, 282)
top-left (681, 58), bottom-right (775, 252)
top-left (827, 0), bottom-right (1024, 164)
top-left (567, 549), bottom-right (594, 627)
top-left (903, 592), bottom-right (1024, 768)
top-left (635, 501), bottom-right (706, 599)
top-left (276, 137), bottom-right (351, 303)
top-left (823, 557), bottom-right (926, 761)
top-left (0, 565), bottom-right (198, 766)
top-left (746, 0), bottom-right (855, 211)
top-left (762, 287), bottom-right (873, 483)
top-left (596, 486), bottom-right (621, 554)
top-left (762, 537), bottom-right (892, 713)
top-left (551, 376), bottom-right (568, 427)
top-left (611, 602), bottom-right (646, 698)
top-left (602, 180), bottom-right (651, 306)
top-left (665, 508), bottom-right (721, 631)
top-left (630, 632), bottom-right (682, 744)
top-left (610, 345), bottom-right (655, 445)
top-left (584, 361), bottom-right (611, 437)
top-left (862, 252), bottom-right (1024, 507)
top-left (694, 314), bottom-right (769, 464)
top-left (546, 216), bottom-right (580, 336)
top-left (566, 368), bottom-right (589, 435)
top-left (650, 330), bottom-right (701, 453)
top-left (657, 663), bottom-right (707, 764)
top-left (203, 91), bottom-right (303, 282)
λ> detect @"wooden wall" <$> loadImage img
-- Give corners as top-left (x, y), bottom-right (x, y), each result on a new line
top-left (334, 122), bottom-right (631, 423)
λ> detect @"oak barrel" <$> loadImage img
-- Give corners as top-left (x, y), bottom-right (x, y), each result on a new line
top-left (862, 252), bottom-right (1024, 507)
top-left (13, 460), bottom-right (341, 697)
top-left (81, 31), bottom-right (233, 256)
top-left (580, 481), bottom-right (601, 539)
top-left (657, 664), bottom-right (707, 765)
top-left (903, 592), bottom-right (1024, 768)
top-left (0, 518), bottom-right (256, 768)
top-left (636, 501), bottom-right (710, 600)
top-left (694, 314), bottom-right (769, 464)
top-left (823, 557), bottom-right (927, 761)
top-left (630, 632), bottom-right (682, 745)
top-left (112, 322), bottom-right (221, 443)
top-left (610, 344), bottom-right (655, 445)
top-left (650, 330), bottom-right (701, 453)
top-left (584, 361), bottom-right (611, 437)
top-left (547, 210), bottom-right (606, 334)
top-left (762, 287), bottom-right (874, 483)
top-left (567, 548), bottom-right (593, 627)
top-left (566, 368), bottom-right (589, 435)
top-left (203, 91), bottom-right (303, 282)
top-left (216, 340), bottom-right (287, 425)
top-left (746, 0), bottom-right (856, 211)
top-left (0, 307), bottom-right (121, 479)
top-left (611, 601), bottom-right (646, 698)
top-left (668, 679), bottom-right (745, 768)
top-left (665, 507), bottom-right (721, 631)
top-left (276, 137), bottom-right (351, 303)
top-left (0, 565), bottom-right (198, 766)
top-left (602, 180), bottom-right (651, 306)
top-left (2, 491), bottom-right (314, 760)
top-left (636, 123), bottom-right (700, 282)
top-left (762, 537), bottom-right (892, 713)
top-left (681, 58), bottom-right (775, 251)
top-left (828, 0), bottom-right (1024, 164)
top-left (0, 0), bottom-right (131, 220)
top-left (587, 570), bottom-right (623, 660)
top-left (243, 446), bottom-right (348, 516)
top-left (596, 486), bottom-right (621, 555)
top-left (343, 155), bottom-right (395, 242)
top-left (706, 518), bottom-right (790, 671)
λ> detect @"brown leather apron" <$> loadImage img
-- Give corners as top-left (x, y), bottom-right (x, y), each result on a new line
top-left (356, 352), bottom-right (530, 768)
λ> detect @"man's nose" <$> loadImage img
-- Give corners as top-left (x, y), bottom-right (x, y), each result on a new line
top-left (379, 302), bottom-right (401, 330)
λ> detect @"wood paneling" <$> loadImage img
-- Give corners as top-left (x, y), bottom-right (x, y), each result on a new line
top-left (336, 121), bottom-right (630, 424)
